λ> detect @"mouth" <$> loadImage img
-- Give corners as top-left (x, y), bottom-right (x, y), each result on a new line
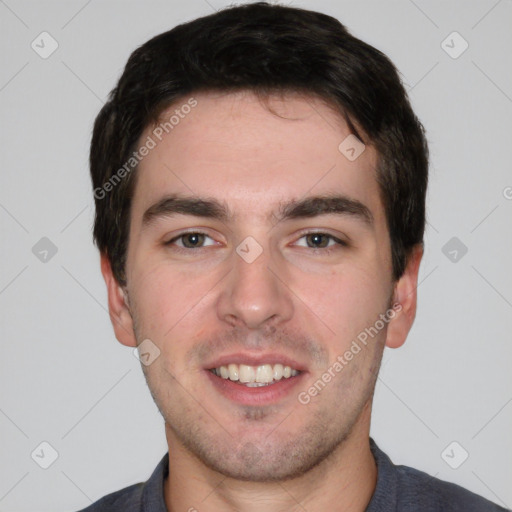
top-left (210, 363), bottom-right (300, 387)
top-left (205, 358), bottom-right (306, 406)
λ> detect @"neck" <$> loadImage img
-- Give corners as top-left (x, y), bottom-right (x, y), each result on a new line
top-left (163, 403), bottom-right (377, 512)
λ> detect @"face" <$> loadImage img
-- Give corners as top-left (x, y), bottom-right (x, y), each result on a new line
top-left (107, 91), bottom-right (415, 482)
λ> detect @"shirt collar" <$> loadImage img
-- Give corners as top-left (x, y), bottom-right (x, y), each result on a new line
top-left (140, 451), bottom-right (169, 512)
top-left (366, 437), bottom-right (398, 511)
top-left (140, 437), bottom-right (395, 511)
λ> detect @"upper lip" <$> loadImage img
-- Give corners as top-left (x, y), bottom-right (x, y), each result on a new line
top-left (205, 352), bottom-right (308, 372)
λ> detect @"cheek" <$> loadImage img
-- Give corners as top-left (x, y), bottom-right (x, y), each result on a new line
top-left (289, 262), bottom-right (387, 344)
top-left (130, 261), bottom-right (205, 331)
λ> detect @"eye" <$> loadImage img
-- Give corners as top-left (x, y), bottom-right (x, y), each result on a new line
top-left (164, 231), bottom-right (347, 253)
top-left (165, 231), bottom-right (217, 249)
top-left (294, 232), bottom-right (347, 251)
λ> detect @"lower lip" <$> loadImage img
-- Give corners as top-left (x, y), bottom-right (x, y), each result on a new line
top-left (205, 370), bottom-right (306, 406)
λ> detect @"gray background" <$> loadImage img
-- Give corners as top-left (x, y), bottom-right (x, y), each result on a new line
top-left (1, 0), bottom-right (511, 510)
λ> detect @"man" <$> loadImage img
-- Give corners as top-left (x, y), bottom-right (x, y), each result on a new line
top-left (82, 2), bottom-right (507, 511)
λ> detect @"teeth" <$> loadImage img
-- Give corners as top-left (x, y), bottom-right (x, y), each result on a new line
top-left (239, 365), bottom-right (255, 383)
top-left (228, 363), bottom-right (239, 381)
top-left (211, 363), bottom-right (300, 385)
top-left (273, 363), bottom-right (283, 381)
top-left (256, 364), bottom-right (273, 383)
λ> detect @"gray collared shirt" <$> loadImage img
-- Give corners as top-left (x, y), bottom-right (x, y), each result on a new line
top-left (76, 438), bottom-right (509, 511)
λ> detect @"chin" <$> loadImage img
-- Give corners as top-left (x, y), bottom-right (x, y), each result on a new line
top-left (200, 452), bottom-right (322, 482)
top-left (175, 424), bottom-right (349, 483)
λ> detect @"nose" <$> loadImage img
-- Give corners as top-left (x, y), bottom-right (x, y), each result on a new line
top-left (216, 240), bottom-right (294, 330)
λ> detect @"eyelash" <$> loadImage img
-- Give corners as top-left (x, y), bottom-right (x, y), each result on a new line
top-left (164, 230), bottom-right (348, 254)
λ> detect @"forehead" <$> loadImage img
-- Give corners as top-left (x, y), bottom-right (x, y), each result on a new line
top-left (131, 90), bottom-right (383, 226)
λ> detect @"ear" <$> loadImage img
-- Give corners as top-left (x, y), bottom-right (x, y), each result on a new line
top-left (100, 252), bottom-right (137, 347)
top-left (385, 244), bottom-right (424, 349)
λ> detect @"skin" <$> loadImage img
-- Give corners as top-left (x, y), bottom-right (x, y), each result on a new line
top-left (101, 90), bottom-right (423, 511)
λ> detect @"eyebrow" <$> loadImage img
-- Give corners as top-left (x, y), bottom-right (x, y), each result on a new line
top-left (141, 193), bottom-right (374, 228)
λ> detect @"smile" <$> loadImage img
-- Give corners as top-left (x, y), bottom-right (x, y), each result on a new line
top-left (210, 363), bottom-right (300, 387)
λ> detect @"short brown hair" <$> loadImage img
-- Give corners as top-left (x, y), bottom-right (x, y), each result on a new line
top-left (90, 1), bottom-right (428, 286)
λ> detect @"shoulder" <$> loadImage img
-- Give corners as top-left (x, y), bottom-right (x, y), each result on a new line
top-left (75, 482), bottom-right (144, 511)
top-left (369, 439), bottom-right (508, 512)
top-left (73, 453), bottom-right (169, 512)
top-left (394, 463), bottom-right (508, 511)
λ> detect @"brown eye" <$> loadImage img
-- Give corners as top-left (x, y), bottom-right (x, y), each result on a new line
top-left (180, 233), bottom-right (206, 248)
top-left (305, 233), bottom-right (331, 248)
top-left (295, 232), bottom-right (346, 250)
top-left (165, 232), bottom-right (216, 249)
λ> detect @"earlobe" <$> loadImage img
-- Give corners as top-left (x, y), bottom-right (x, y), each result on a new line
top-left (100, 253), bottom-right (137, 347)
top-left (385, 244), bottom-right (424, 349)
